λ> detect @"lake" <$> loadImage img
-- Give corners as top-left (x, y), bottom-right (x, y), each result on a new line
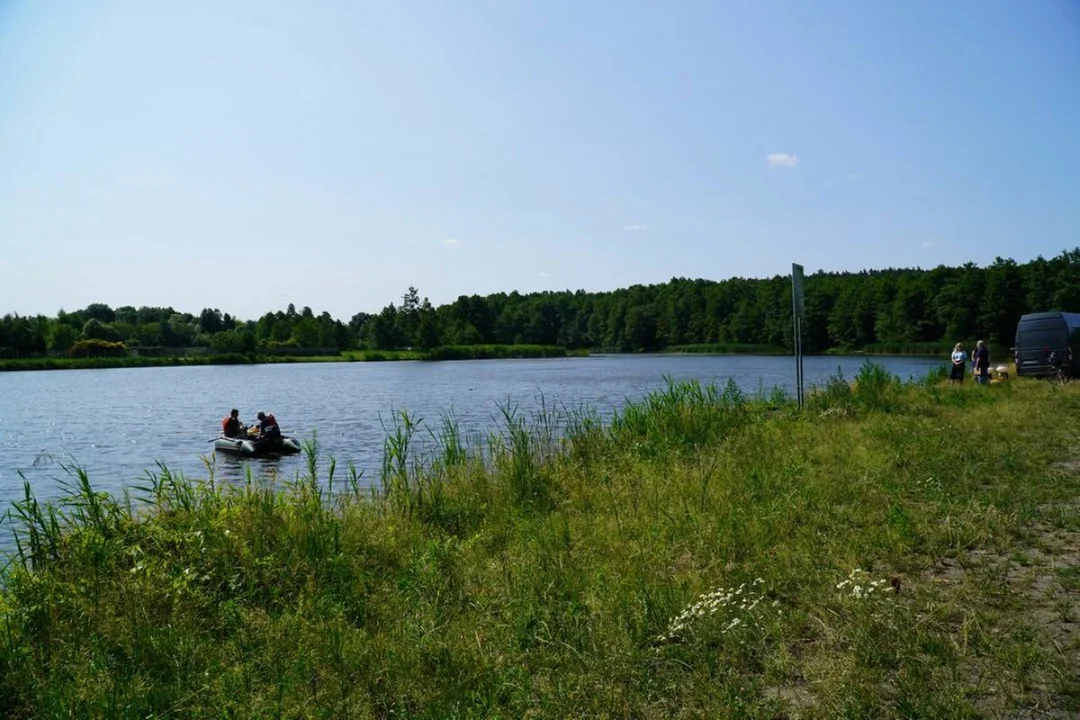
top-left (0, 354), bottom-right (943, 510)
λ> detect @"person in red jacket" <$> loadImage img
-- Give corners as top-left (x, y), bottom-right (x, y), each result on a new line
top-left (222, 408), bottom-right (245, 438)
top-left (256, 411), bottom-right (281, 440)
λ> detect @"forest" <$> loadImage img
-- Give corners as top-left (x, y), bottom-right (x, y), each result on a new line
top-left (3, 251), bottom-right (1079, 359)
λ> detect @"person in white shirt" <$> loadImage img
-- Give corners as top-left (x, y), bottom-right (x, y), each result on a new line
top-left (950, 343), bottom-right (967, 384)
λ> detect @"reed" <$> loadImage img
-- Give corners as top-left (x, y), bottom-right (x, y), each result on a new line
top-left (423, 344), bottom-right (573, 361)
top-left (666, 342), bottom-right (789, 355)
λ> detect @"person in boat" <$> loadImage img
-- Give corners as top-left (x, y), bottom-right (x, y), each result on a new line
top-left (221, 408), bottom-right (245, 438)
top-left (255, 411), bottom-right (282, 441)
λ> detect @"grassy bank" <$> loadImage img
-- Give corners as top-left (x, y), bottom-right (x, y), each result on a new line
top-left (423, 344), bottom-right (583, 360)
top-left (0, 345), bottom-right (578, 371)
top-left (666, 343), bottom-right (946, 357)
top-left (0, 353), bottom-right (349, 371)
top-left (2, 368), bottom-right (1079, 717)
top-left (344, 345), bottom-right (580, 362)
top-left (340, 349), bottom-right (426, 362)
top-left (666, 342), bottom-right (789, 355)
top-left (832, 342), bottom-right (951, 357)
top-left (0, 353), bottom-right (253, 371)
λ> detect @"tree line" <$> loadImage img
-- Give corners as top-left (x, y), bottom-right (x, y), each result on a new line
top-left (3, 250), bottom-right (1080, 359)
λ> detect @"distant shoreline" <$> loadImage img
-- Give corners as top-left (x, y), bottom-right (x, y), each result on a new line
top-left (0, 345), bottom-right (585, 372)
top-left (0, 343), bottom-right (954, 372)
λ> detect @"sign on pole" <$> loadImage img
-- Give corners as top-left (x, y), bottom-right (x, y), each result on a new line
top-left (791, 263), bottom-right (805, 320)
top-left (792, 263), bottom-right (805, 408)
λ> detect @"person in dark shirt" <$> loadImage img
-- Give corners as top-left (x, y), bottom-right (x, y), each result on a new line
top-left (256, 411), bottom-right (282, 440)
top-left (973, 340), bottom-right (990, 384)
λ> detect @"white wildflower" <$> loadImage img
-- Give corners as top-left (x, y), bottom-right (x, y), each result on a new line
top-left (838, 567), bottom-right (892, 604)
top-left (657, 577), bottom-right (779, 644)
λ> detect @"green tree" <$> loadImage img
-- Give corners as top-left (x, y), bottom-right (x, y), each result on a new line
top-left (46, 321), bottom-right (78, 353)
top-left (199, 308), bottom-right (223, 334)
top-left (167, 315), bottom-right (198, 347)
top-left (80, 319), bottom-right (123, 343)
top-left (624, 304), bottom-right (659, 351)
top-left (980, 257), bottom-right (1025, 346)
top-left (417, 311), bottom-right (441, 350)
top-left (83, 303), bottom-right (116, 323)
top-left (137, 322), bottom-right (164, 347)
top-left (291, 316), bottom-right (319, 348)
top-left (370, 305), bottom-right (402, 350)
top-left (398, 287), bottom-right (422, 346)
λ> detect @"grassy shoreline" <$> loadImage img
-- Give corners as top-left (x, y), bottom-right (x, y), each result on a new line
top-left (664, 342), bottom-right (790, 355)
top-left (2, 368), bottom-right (1078, 716)
top-left (0, 345), bottom-right (584, 372)
top-left (832, 341), bottom-right (952, 357)
top-left (0, 343), bottom-right (951, 372)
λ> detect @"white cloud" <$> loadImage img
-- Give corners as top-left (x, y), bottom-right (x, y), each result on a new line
top-left (847, 172), bottom-right (861, 181)
top-left (766, 153), bottom-right (799, 169)
top-left (537, 271), bottom-right (549, 278)
top-left (443, 238), bottom-right (460, 247)
top-left (623, 224), bottom-right (653, 231)
top-left (921, 241), bottom-right (935, 248)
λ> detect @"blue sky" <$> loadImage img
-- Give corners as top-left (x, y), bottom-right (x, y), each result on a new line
top-left (1, 0), bottom-right (1077, 321)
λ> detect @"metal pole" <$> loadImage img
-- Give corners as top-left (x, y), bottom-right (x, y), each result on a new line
top-left (794, 316), bottom-right (801, 408)
top-left (797, 317), bottom-right (804, 407)
top-left (792, 277), bottom-right (800, 408)
top-left (791, 262), bottom-right (806, 408)
top-left (794, 317), bottom-right (803, 408)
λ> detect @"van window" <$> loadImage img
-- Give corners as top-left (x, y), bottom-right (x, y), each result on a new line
top-left (1020, 329), bottom-right (1065, 349)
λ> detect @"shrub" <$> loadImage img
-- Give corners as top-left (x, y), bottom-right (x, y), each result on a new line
top-left (807, 366), bottom-right (855, 413)
top-left (852, 361), bottom-right (902, 411)
top-left (68, 339), bottom-right (126, 358)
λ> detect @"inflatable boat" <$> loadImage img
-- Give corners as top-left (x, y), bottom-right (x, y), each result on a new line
top-left (213, 432), bottom-right (302, 457)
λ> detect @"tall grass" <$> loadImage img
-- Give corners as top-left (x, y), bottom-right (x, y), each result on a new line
top-left (342, 349), bottom-right (425, 362)
top-left (0, 353), bottom-right (260, 372)
top-left (344, 345), bottom-right (578, 363)
top-left (2, 366), bottom-right (1078, 717)
top-left (424, 344), bottom-right (574, 361)
top-left (806, 360), bottom-right (908, 414)
top-left (666, 342), bottom-right (789, 355)
top-left (0, 345), bottom-right (576, 372)
top-left (859, 341), bottom-right (950, 356)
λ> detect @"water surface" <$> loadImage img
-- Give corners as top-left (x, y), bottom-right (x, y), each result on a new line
top-left (0, 354), bottom-right (943, 510)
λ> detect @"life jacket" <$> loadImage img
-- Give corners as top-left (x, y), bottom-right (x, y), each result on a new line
top-left (222, 416), bottom-right (242, 437)
top-left (257, 413), bottom-right (280, 440)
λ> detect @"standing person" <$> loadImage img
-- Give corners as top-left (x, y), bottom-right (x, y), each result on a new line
top-left (974, 340), bottom-right (990, 385)
top-left (221, 408), bottom-right (245, 438)
top-left (950, 343), bottom-right (967, 384)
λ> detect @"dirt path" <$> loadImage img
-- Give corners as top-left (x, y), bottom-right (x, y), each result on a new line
top-left (928, 493), bottom-right (1080, 718)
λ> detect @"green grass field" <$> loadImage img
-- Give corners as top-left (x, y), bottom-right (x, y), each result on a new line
top-left (2, 364), bottom-right (1078, 717)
